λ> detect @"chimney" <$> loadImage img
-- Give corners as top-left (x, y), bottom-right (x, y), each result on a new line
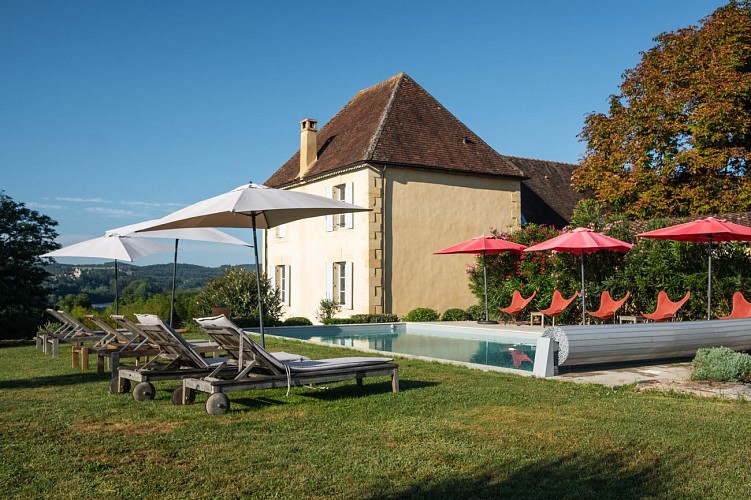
top-left (299, 118), bottom-right (318, 178)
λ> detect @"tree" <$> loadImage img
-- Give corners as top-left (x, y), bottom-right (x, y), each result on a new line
top-left (574, 1), bottom-right (751, 218)
top-left (195, 267), bottom-right (281, 326)
top-left (0, 192), bottom-right (60, 338)
top-left (57, 293), bottom-right (93, 310)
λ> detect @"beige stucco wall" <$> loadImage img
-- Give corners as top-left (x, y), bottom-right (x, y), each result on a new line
top-left (384, 168), bottom-right (520, 317)
top-left (265, 168), bottom-right (375, 323)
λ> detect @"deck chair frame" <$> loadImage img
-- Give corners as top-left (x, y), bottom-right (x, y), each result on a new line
top-left (111, 315), bottom-right (229, 390)
top-left (40, 309), bottom-right (106, 357)
top-left (76, 315), bottom-right (160, 376)
top-left (183, 316), bottom-right (399, 414)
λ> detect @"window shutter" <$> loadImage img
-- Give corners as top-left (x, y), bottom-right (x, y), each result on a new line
top-left (344, 182), bottom-right (354, 229)
top-left (325, 186), bottom-right (334, 232)
top-left (270, 266), bottom-right (277, 292)
top-left (325, 262), bottom-right (333, 300)
top-left (284, 265), bottom-right (291, 306)
top-left (344, 261), bottom-right (353, 309)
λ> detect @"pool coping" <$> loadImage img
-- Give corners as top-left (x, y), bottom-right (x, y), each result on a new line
top-left (257, 321), bottom-right (542, 376)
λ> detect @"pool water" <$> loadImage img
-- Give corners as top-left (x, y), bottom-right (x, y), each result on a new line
top-left (267, 324), bottom-right (538, 372)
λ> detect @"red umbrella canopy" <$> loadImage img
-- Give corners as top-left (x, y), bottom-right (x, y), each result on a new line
top-left (637, 217), bottom-right (751, 243)
top-left (435, 235), bottom-right (526, 254)
top-left (524, 227), bottom-right (633, 255)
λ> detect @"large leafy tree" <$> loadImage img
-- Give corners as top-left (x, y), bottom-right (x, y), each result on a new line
top-left (195, 267), bottom-right (281, 326)
top-left (0, 192), bottom-right (60, 338)
top-left (574, 1), bottom-right (751, 218)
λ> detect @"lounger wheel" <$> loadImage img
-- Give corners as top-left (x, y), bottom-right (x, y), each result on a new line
top-left (171, 386), bottom-right (196, 405)
top-left (132, 382), bottom-right (156, 402)
top-left (205, 393), bottom-right (230, 415)
top-left (109, 377), bottom-right (131, 394)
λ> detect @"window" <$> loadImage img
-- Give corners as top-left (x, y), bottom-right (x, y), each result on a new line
top-left (325, 183), bottom-right (354, 231)
top-left (276, 224), bottom-right (286, 238)
top-left (273, 265), bottom-right (290, 306)
top-left (333, 184), bottom-right (347, 228)
top-left (326, 261), bottom-right (352, 309)
top-left (334, 262), bottom-right (346, 305)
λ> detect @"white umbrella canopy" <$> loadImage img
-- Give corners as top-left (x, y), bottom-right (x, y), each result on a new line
top-left (106, 220), bottom-right (251, 245)
top-left (41, 234), bottom-right (171, 262)
top-left (136, 182), bottom-right (370, 347)
top-left (138, 182), bottom-right (370, 230)
top-left (106, 220), bottom-right (252, 326)
top-left (41, 234), bottom-right (172, 313)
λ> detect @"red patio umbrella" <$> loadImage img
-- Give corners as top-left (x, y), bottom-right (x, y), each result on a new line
top-left (637, 217), bottom-right (751, 320)
top-left (524, 228), bottom-right (633, 324)
top-left (435, 236), bottom-right (526, 324)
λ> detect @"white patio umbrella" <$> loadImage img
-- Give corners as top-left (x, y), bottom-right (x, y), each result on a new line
top-left (41, 234), bottom-right (172, 314)
top-left (136, 182), bottom-right (370, 347)
top-left (106, 220), bottom-right (251, 326)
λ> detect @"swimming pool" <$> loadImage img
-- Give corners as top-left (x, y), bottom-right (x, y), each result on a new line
top-left (264, 323), bottom-right (540, 373)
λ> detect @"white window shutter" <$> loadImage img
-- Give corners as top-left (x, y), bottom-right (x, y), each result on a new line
top-left (325, 186), bottom-right (334, 232)
top-left (284, 265), bottom-right (291, 306)
top-left (325, 262), bottom-right (333, 300)
top-left (344, 182), bottom-right (354, 229)
top-left (344, 261), bottom-right (353, 309)
top-left (270, 266), bottom-right (277, 292)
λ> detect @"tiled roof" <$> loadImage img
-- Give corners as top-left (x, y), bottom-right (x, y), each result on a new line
top-left (511, 156), bottom-right (583, 228)
top-left (265, 73), bottom-right (526, 187)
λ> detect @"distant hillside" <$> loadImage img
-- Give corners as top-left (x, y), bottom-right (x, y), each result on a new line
top-left (44, 262), bottom-right (256, 304)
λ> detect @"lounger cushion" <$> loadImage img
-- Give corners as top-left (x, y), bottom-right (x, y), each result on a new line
top-left (284, 357), bottom-right (395, 372)
top-left (273, 352), bottom-right (309, 362)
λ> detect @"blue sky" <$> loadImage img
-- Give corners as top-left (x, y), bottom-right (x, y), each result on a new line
top-left (1, 0), bottom-right (727, 267)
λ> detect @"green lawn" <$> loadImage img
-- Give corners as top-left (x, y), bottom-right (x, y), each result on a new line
top-left (1, 338), bottom-right (750, 499)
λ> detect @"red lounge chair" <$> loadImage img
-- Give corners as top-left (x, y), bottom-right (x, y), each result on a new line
top-left (538, 290), bottom-right (579, 326)
top-left (506, 348), bottom-right (532, 368)
top-left (587, 291), bottom-right (631, 323)
top-left (498, 290), bottom-right (536, 324)
top-left (718, 292), bottom-right (751, 320)
top-left (642, 291), bottom-right (690, 322)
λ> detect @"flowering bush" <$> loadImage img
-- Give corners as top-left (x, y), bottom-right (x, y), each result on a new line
top-left (467, 200), bottom-right (751, 324)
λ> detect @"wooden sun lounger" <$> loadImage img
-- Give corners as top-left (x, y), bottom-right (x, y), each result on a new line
top-left (110, 314), bottom-right (230, 401)
top-left (114, 314), bottom-right (311, 404)
top-left (38, 309), bottom-right (107, 357)
top-left (35, 309), bottom-right (76, 349)
top-left (182, 315), bottom-right (399, 414)
top-left (68, 315), bottom-right (161, 376)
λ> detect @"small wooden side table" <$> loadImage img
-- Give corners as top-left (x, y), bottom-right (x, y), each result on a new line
top-left (530, 312), bottom-right (545, 327)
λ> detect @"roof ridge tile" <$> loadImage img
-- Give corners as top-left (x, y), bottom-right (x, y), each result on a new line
top-left (365, 73), bottom-right (405, 160)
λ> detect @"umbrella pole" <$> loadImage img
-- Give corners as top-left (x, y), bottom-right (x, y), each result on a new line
top-left (170, 239), bottom-right (179, 328)
top-left (483, 251), bottom-right (489, 321)
top-left (580, 252), bottom-right (586, 325)
top-left (114, 259), bottom-right (119, 315)
top-left (707, 238), bottom-right (712, 321)
top-left (478, 251), bottom-right (497, 324)
top-left (251, 214), bottom-right (266, 348)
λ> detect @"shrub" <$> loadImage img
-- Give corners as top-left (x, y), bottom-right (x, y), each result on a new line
top-left (692, 347), bottom-right (751, 383)
top-left (194, 267), bottom-right (281, 325)
top-left (283, 316), bottom-right (313, 326)
top-left (322, 317), bottom-right (356, 325)
top-left (233, 315), bottom-right (281, 328)
top-left (465, 305), bottom-right (486, 321)
top-left (441, 308), bottom-right (469, 321)
top-left (368, 313), bottom-right (399, 323)
top-left (403, 307), bottom-right (439, 322)
top-left (316, 298), bottom-right (341, 323)
top-left (322, 313), bottom-right (400, 325)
